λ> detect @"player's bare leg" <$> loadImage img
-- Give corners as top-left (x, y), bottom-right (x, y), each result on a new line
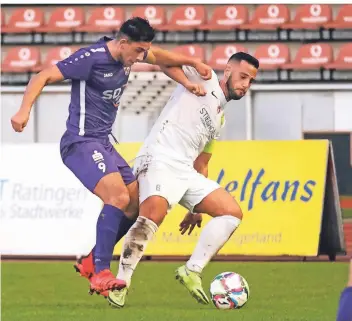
top-left (108, 195), bottom-right (168, 308)
top-left (176, 188), bottom-right (243, 304)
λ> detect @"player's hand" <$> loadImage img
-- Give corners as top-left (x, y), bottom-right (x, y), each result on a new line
top-left (185, 82), bottom-right (207, 97)
top-left (179, 212), bottom-right (202, 235)
top-left (11, 109), bottom-right (30, 132)
top-left (193, 61), bottom-right (212, 80)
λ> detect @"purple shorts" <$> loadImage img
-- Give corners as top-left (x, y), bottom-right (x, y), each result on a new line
top-left (60, 131), bottom-right (135, 192)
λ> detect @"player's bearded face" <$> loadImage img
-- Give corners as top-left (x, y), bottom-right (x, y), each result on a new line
top-left (120, 41), bottom-right (151, 67)
top-left (227, 61), bottom-right (257, 100)
top-left (226, 74), bottom-right (243, 100)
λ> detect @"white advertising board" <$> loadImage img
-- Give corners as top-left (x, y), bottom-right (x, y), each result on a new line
top-left (0, 144), bottom-right (102, 256)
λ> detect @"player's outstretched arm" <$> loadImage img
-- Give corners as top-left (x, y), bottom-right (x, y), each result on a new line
top-left (11, 65), bottom-right (64, 132)
top-left (146, 46), bottom-right (212, 80)
top-left (160, 65), bottom-right (206, 97)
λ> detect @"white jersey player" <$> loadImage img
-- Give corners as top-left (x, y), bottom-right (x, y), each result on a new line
top-left (108, 52), bottom-right (259, 308)
top-left (133, 65), bottom-right (227, 212)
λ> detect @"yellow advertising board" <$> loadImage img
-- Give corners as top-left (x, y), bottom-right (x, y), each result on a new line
top-left (113, 140), bottom-right (329, 256)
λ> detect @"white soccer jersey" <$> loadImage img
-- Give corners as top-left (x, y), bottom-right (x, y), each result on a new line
top-left (136, 66), bottom-right (228, 165)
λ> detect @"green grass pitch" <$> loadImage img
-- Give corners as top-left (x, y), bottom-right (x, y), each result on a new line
top-left (1, 261), bottom-right (348, 321)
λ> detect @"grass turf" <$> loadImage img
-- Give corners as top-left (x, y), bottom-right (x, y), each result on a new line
top-left (1, 261), bottom-right (348, 321)
top-left (342, 209), bottom-right (352, 219)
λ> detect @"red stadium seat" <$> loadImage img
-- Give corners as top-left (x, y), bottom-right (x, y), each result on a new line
top-left (325, 44), bottom-right (352, 70)
top-left (240, 4), bottom-right (289, 30)
top-left (77, 7), bottom-right (124, 32)
top-left (325, 5), bottom-right (352, 29)
top-left (254, 44), bottom-right (290, 69)
top-left (1, 9), bottom-right (5, 28)
top-left (172, 45), bottom-right (205, 62)
top-left (200, 5), bottom-right (248, 30)
top-left (282, 4), bottom-right (332, 29)
top-left (2, 8), bottom-right (44, 33)
top-left (164, 5), bottom-right (206, 31)
top-left (282, 43), bottom-right (333, 69)
top-left (131, 6), bottom-right (166, 30)
top-left (33, 46), bottom-right (79, 71)
top-left (36, 7), bottom-right (84, 33)
top-left (208, 44), bottom-right (248, 71)
top-left (2, 47), bottom-right (41, 72)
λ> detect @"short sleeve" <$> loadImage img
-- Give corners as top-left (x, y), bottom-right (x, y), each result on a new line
top-left (56, 48), bottom-right (94, 81)
top-left (182, 65), bottom-right (200, 78)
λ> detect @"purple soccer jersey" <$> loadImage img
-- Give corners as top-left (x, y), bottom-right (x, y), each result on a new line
top-left (57, 36), bottom-right (130, 139)
top-left (57, 37), bottom-right (137, 191)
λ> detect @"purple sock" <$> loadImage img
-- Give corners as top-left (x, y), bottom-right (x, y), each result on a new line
top-left (93, 204), bottom-right (126, 273)
top-left (336, 287), bottom-right (352, 321)
top-left (91, 214), bottom-right (135, 270)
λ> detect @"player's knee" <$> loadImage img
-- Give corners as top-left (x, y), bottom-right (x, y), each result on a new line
top-left (140, 196), bottom-right (168, 226)
top-left (229, 207), bottom-right (243, 220)
top-left (220, 204), bottom-right (243, 220)
top-left (105, 191), bottom-right (130, 210)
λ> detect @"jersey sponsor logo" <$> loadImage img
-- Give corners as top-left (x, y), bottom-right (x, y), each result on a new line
top-left (199, 106), bottom-right (216, 139)
top-left (102, 85), bottom-right (127, 108)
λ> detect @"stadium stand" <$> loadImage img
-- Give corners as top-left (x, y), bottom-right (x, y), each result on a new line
top-left (281, 4), bottom-right (332, 30)
top-left (130, 6), bottom-right (166, 30)
top-left (32, 46), bottom-right (78, 71)
top-left (254, 44), bottom-right (290, 70)
top-left (76, 7), bottom-right (124, 33)
top-left (1, 4), bottom-right (351, 81)
top-left (172, 44), bottom-right (205, 61)
top-left (325, 4), bottom-right (352, 29)
top-left (282, 43), bottom-right (333, 70)
top-left (36, 7), bottom-right (84, 33)
top-left (1, 8), bottom-right (44, 33)
top-left (199, 5), bottom-right (248, 31)
top-left (2, 43), bottom-right (352, 73)
top-left (207, 44), bottom-right (248, 70)
top-left (325, 43), bottom-right (352, 70)
top-left (240, 4), bottom-right (290, 30)
top-left (1, 46), bottom-right (41, 73)
top-left (161, 5), bottom-right (206, 31)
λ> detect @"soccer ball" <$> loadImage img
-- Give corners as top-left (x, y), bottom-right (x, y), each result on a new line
top-left (210, 272), bottom-right (250, 310)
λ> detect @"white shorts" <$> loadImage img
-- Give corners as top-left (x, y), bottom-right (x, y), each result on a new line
top-left (133, 155), bottom-right (220, 212)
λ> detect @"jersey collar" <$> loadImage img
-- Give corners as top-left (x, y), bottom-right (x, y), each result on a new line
top-left (215, 85), bottom-right (228, 110)
top-left (100, 37), bottom-right (123, 66)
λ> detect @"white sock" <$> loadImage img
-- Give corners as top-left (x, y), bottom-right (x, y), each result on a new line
top-left (116, 216), bottom-right (158, 287)
top-left (186, 215), bottom-right (241, 274)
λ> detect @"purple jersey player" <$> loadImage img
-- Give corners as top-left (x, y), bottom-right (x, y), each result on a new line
top-left (336, 258), bottom-right (352, 321)
top-left (11, 17), bottom-right (212, 295)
